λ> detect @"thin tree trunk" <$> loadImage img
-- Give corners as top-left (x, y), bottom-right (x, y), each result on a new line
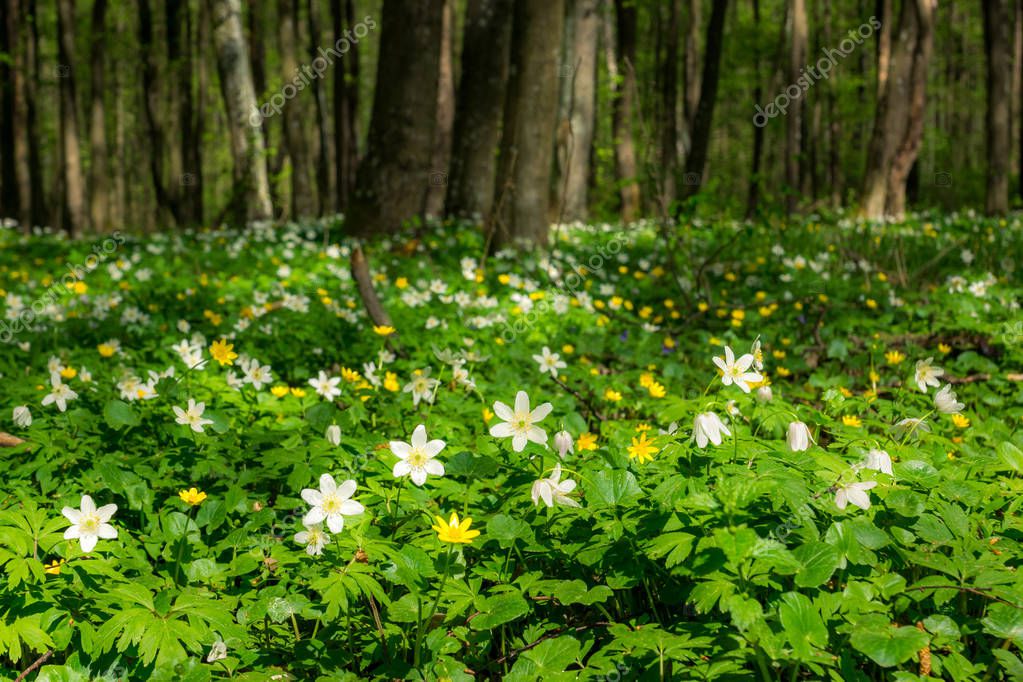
top-left (0, 0), bottom-right (16, 220)
top-left (746, 0), bottom-right (763, 218)
top-left (490, 0), bottom-right (565, 247)
top-left (25, 0), bottom-right (43, 229)
top-left (785, 0), bottom-right (807, 213)
top-left (208, 0), bottom-right (274, 221)
top-left (824, 0), bottom-right (841, 205)
top-left (57, 0), bottom-right (87, 236)
top-left (332, 0), bottom-right (360, 211)
top-left (5, 0), bottom-right (32, 230)
top-left (683, 0), bottom-right (701, 139)
top-left (278, 0), bottom-right (316, 218)
top-left (983, 0), bottom-right (1012, 214)
top-left (88, 0), bottom-right (108, 232)
top-left (659, 0), bottom-right (680, 210)
top-left (446, 0), bottom-right (512, 219)
top-left (884, 0), bottom-right (935, 218)
top-left (346, 0), bottom-right (441, 237)
top-left (307, 0), bottom-right (333, 215)
top-left (611, 0), bottom-right (640, 221)
top-left (680, 0), bottom-right (728, 200)
top-left (562, 0), bottom-right (599, 220)
top-left (140, 0), bottom-right (180, 226)
top-left (425, 0), bottom-right (455, 217)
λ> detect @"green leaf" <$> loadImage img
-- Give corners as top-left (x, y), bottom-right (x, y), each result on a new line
top-left (586, 469), bottom-right (642, 506)
top-left (778, 592), bottom-right (827, 661)
top-left (471, 592), bottom-right (529, 630)
top-left (793, 541), bottom-right (840, 587)
top-left (850, 615), bottom-right (929, 667)
top-left (103, 400), bottom-right (140, 429)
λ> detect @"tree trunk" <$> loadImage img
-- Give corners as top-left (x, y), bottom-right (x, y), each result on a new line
top-left (307, 0), bottom-right (333, 215)
top-left (785, 0), bottom-right (807, 214)
top-left (489, 0), bottom-right (565, 248)
top-left (883, 0), bottom-right (935, 218)
top-left (88, 0), bottom-right (108, 232)
top-left (983, 0), bottom-right (1012, 215)
top-left (611, 0), bottom-right (640, 221)
top-left (4, 0), bottom-right (33, 230)
top-left (57, 0), bottom-right (87, 236)
top-left (824, 0), bottom-right (842, 205)
top-left (208, 0), bottom-right (274, 221)
top-left (424, 0), bottom-right (455, 217)
top-left (346, 0), bottom-right (441, 237)
top-left (331, 0), bottom-right (360, 212)
top-left (560, 0), bottom-right (599, 221)
top-left (139, 0), bottom-right (177, 226)
top-left (683, 0), bottom-right (701, 139)
top-left (278, 0), bottom-right (316, 218)
top-left (680, 0), bottom-right (728, 200)
top-left (0, 0), bottom-right (16, 221)
top-left (658, 0), bottom-right (680, 211)
top-left (446, 0), bottom-right (512, 219)
top-left (746, 0), bottom-right (763, 218)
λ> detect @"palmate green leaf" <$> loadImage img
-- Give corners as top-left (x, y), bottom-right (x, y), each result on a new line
top-left (103, 399), bottom-right (140, 429)
top-left (982, 604), bottom-right (1023, 645)
top-left (778, 592), bottom-right (828, 662)
top-left (550, 579), bottom-right (613, 606)
top-left (486, 513), bottom-right (533, 549)
top-left (470, 592), bottom-right (530, 630)
top-left (793, 541), bottom-right (840, 587)
top-left (998, 441), bottom-right (1023, 473)
top-left (644, 531), bottom-right (696, 568)
top-left (586, 469), bottom-right (642, 506)
top-left (850, 614), bottom-right (929, 667)
top-left (506, 635), bottom-right (582, 681)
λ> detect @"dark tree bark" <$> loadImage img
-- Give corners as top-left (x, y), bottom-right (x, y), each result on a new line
top-left (785, 0), bottom-right (807, 214)
top-left (88, 0), bottom-right (108, 232)
top-left (346, 0), bottom-right (441, 237)
top-left (167, 0), bottom-right (201, 224)
top-left (0, 0), bottom-right (16, 220)
top-left (683, 0), bottom-right (701, 138)
top-left (446, 0), bottom-right (512, 219)
top-left (208, 0), bottom-right (274, 221)
top-left (140, 0), bottom-right (179, 226)
top-left (611, 0), bottom-right (640, 221)
top-left (561, 0), bottom-right (599, 220)
top-left (658, 0), bottom-right (680, 210)
top-left (824, 0), bottom-right (842, 206)
top-left (746, 0), bottom-right (763, 218)
top-left (489, 0), bottom-right (565, 247)
top-left (307, 0), bottom-right (333, 214)
top-left (332, 0), bottom-right (360, 211)
top-left (57, 0), bottom-right (87, 236)
top-left (425, 0), bottom-right (455, 217)
top-left (983, 0), bottom-right (1012, 214)
top-left (680, 0), bottom-right (728, 200)
top-left (278, 0), bottom-right (316, 218)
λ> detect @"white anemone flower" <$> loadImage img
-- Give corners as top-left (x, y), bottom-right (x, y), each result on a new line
top-left (173, 399), bottom-right (214, 433)
top-left (532, 346), bottom-right (567, 379)
top-left (712, 346), bottom-right (762, 393)
top-left (300, 475), bottom-right (364, 533)
top-left (489, 391), bottom-right (553, 452)
top-left (42, 373), bottom-right (78, 413)
top-left (863, 448), bottom-right (893, 475)
top-left (834, 481), bottom-right (877, 511)
top-left (294, 524), bottom-right (330, 556)
top-left (390, 424), bottom-right (446, 486)
top-left (913, 358), bottom-right (944, 393)
top-left (786, 421), bottom-right (813, 452)
top-left (933, 384), bottom-right (964, 414)
top-left (62, 494), bottom-right (118, 552)
top-left (531, 464), bottom-right (580, 508)
top-left (693, 412), bottom-right (730, 448)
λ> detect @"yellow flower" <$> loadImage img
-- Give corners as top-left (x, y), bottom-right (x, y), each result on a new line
top-left (869, 370), bottom-right (880, 384)
top-left (842, 415), bottom-right (862, 427)
top-left (72, 281), bottom-right (88, 295)
top-left (604, 388), bottom-right (622, 402)
top-left (639, 373), bottom-right (654, 388)
top-left (290, 387), bottom-right (307, 398)
top-left (44, 559), bottom-right (65, 575)
top-left (341, 367), bottom-right (361, 383)
top-left (648, 381), bottom-right (666, 398)
top-left (937, 343), bottom-right (952, 355)
top-left (432, 512), bottom-right (480, 544)
top-left (98, 343), bottom-right (116, 358)
top-left (952, 414), bottom-right (970, 429)
top-left (210, 339), bottom-right (238, 366)
top-left (383, 372), bottom-right (400, 392)
top-left (394, 277), bottom-right (409, 289)
top-left (866, 298), bottom-right (877, 309)
top-left (776, 367), bottom-right (791, 377)
top-left (483, 407), bottom-right (494, 423)
top-left (60, 367), bottom-right (77, 379)
top-left (576, 432), bottom-right (598, 451)
top-left (628, 433), bottom-right (658, 463)
top-left (562, 344), bottom-right (574, 354)
top-left (373, 325), bottom-right (396, 336)
top-left (178, 487), bottom-right (207, 506)
top-left (885, 350), bottom-right (905, 365)
top-left (271, 385), bottom-right (290, 398)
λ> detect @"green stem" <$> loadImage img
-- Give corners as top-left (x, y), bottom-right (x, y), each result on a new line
top-left (413, 544), bottom-right (452, 669)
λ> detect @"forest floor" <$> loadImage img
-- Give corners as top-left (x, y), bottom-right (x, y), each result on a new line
top-left (1, 214), bottom-right (1022, 680)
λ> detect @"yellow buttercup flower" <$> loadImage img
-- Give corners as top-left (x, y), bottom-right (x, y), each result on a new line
top-left (952, 414), bottom-right (970, 429)
top-left (290, 387), bottom-right (307, 398)
top-left (604, 388), bottom-right (622, 402)
top-left (937, 343), bottom-right (952, 355)
top-left (271, 385), bottom-right (290, 398)
top-left (72, 281), bottom-right (88, 295)
top-left (98, 343), bottom-right (116, 358)
top-left (210, 339), bottom-right (238, 366)
top-left (178, 487), bottom-right (207, 506)
top-left (482, 407), bottom-right (494, 423)
top-left (383, 372), bottom-right (400, 392)
top-left (576, 433), bottom-right (598, 451)
top-left (341, 367), bottom-right (361, 383)
top-left (432, 513), bottom-right (480, 544)
top-left (842, 415), bottom-right (862, 428)
top-left (562, 344), bottom-right (574, 354)
top-left (373, 325), bottom-right (396, 336)
top-left (647, 381), bottom-right (666, 398)
top-left (44, 559), bottom-right (65, 575)
top-left (627, 433), bottom-right (658, 464)
top-left (885, 350), bottom-right (905, 365)
top-left (60, 367), bottom-right (77, 379)
top-left (639, 373), bottom-right (654, 388)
